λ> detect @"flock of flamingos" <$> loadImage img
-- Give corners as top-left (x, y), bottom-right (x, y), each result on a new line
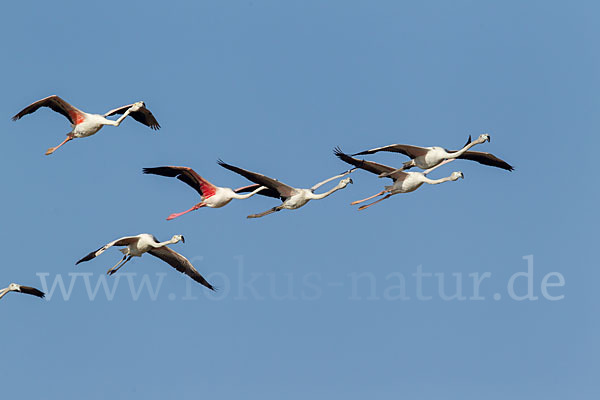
top-left (1, 95), bottom-right (514, 301)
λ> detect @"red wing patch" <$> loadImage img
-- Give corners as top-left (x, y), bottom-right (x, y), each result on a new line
top-left (198, 180), bottom-right (217, 198)
top-left (69, 110), bottom-right (85, 125)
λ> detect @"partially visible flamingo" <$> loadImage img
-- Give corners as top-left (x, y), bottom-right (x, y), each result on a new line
top-left (352, 134), bottom-right (513, 173)
top-left (12, 95), bottom-right (160, 155)
top-left (0, 283), bottom-right (45, 300)
top-left (335, 148), bottom-right (464, 210)
top-left (143, 166), bottom-right (269, 220)
top-left (76, 233), bottom-right (214, 290)
top-left (218, 160), bottom-right (355, 218)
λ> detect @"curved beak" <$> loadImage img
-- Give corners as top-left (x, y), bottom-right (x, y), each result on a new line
top-left (349, 178), bottom-right (354, 184)
top-left (460, 173), bottom-right (465, 179)
top-left (181, 236), bottom-right (185, 243)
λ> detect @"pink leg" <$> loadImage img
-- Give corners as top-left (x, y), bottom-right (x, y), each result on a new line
top-left (167, 203), bottom-right (205, 220)
top-left (350, 190), bottom-right (386, 206)
top-left (45, 135), bottom-right (73, 155)
top-left (358, 194), bottom-right (393, 211)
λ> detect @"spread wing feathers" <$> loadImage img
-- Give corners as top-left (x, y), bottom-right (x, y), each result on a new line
top-left (18, 285), bottom-right (45, 298)
top-left (351, 143), bottom-right (430, 158)
top-left (76, 236), bottom-right (140, 264)
top-left (12, 95), bottom-right (81, 124)
top-left (456, 151), bottom-right (514, 171)
top-left (234, 184), bottom-right (280, 199)
top-left (148, 247), bottom-right (215, 291)
top-left (104, 103), bottom-right (160, 130)
top-left (143, 166), bottom-right (217, 197)
top-left (334, 147), bottom-right (397, 177)
top-left (217, 160), bottom-right (296, 198)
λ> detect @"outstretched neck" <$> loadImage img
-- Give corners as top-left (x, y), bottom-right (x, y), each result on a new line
top-left (420, 175), bottom-right (455, 185)
top-left (101, 110), bottom-right (131, 127)
top-left (231, 186), bottom-right (267, 199)
top-left (308, 183), bottom-right (346, 200)
top-left (153, 237), bottom-right (180, 248)
top-left (447, 139), bottom-right (482, 158)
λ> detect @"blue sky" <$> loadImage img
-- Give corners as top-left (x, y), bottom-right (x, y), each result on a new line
top-left (1, 1), bottom-right (598, 399)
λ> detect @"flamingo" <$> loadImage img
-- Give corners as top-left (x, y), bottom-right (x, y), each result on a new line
top-left (143, 166), bottom-right (269, 220)
top-left (76, 233), bottom-right (214, 290)
top-left (0, 283), bottom-right (45, 300)
top-left (335, 148), bottom-right (463, 210)
top-left (12, 95), bottom-right (160, 155)
top-left (217, 160), bottom-right (355, 218)
top-left (352, 134), bottom-right (513, 174)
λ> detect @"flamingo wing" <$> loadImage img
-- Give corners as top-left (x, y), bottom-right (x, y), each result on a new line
top-left (334, 147), bottom-right (398, 177)
top-left (143, 166), bottom-right (217, 197)
top-left (455, 151), bottom-right (514, 171)
top-left (76, 236), bottom-right (140, 265)
top-left (351, 143), bottom-right (430, 158)
top-left (18, 285), bottom-right (45, 298)
top-left (148, 247), bottom-right (215, 291)
top-left (217, 160), bottom-right (296, 198)
top-left (12, 95), bottom-right (82, 124)
top-left (104, 103), bottom-right (160, 130)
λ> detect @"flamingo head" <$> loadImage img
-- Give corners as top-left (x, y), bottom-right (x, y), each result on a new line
top-left (8, 283), bottom-right (19, 291)
top-left (450, 171), bottom-right (464, 181)
top-left (340, 177), bottom-right (353, 187)
top-left (172, 234), bottom-right (185, 244)
top-left (130, 101), bottom-right (145, 112)
top-left (478, 133), bottom-right (491, 143)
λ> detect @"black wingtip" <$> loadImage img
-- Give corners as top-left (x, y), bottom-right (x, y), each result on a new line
top-left (76, 251), bottom-right (96, 265)
top-left (463, 135), bottom-right (472, 147)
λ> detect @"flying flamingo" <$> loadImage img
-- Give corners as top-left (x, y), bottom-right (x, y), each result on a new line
top-left (217, 160), bottom-right (355, 218)
top-left (335, 148), bottom-right (463, 210)
top-left (12, 95), bottom-right (160, 155)
top-left (143, 166), bottom-right (269, 220)
top-left (0, 283), bottom-right (45, 300)
top-left (76, 233), bottom-right (214, 290)
top-left (352, 134), bottom-right (513, 174)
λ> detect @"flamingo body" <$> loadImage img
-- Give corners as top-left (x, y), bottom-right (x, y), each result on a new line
top-left (217, 160), bottom-right (355, 218)
top-left (70, 113), bottom-right (110, 138)
top-left (414, 147), bottom-right (451, 169)
top-left (334, 148), bottom-right (463, 210)
top-left (385, 173), bottom-right (428, 194)
top-left (12, 95), bottom-right (160, 155)
top-left (143, 166), bottom-right (269, 220)
top-left (352, 134), bottom-right (513, 172)
top-left (76, 233), bottom-right (215, 290)
top-left (278, 189), bottom-right (313, 210)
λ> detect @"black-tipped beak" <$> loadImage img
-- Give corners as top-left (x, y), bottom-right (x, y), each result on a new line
top-left (349, 178), bottom-right (353, 184)
top-left (460, 173), bottom-right (465, 179)
top-left (181, 236), bottom-right (185, 243)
